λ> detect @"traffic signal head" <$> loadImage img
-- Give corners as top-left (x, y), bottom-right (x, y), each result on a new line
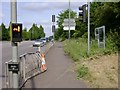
top-left (52, 15), bottom-right (55, 22)
top-left (79, 6), bottom-right (83, 16)
top-left (52, 25), bottom-right (55, 32)
top-left (79, 4), bottom-right (86, 22)
top-left (11, 23), bottom-right (22, 42)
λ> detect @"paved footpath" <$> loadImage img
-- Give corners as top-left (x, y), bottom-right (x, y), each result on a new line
top-left (24, 42), bottom-right (88, 88)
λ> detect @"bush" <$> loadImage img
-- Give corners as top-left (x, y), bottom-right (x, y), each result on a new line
top-left (63, 37), bottom-right (117, 61)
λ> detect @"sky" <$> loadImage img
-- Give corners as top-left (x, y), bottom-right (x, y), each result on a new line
top-left (0, 0), bottom-right (88, 37)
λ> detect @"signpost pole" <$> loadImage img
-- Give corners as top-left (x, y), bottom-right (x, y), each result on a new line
top-left (68, 0), bottom-right (71, 40)
top-left (53, 22), bottom-right (55, 40)
top-left (11, 0), bottom-right (19, 88)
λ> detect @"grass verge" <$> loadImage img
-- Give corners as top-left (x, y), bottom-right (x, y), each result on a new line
top-left (63, 37), bottom-right (118, 88)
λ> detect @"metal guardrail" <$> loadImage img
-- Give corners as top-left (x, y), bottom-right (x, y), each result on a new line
top-left (5, 41), bottom-right (54, 88)
top-left (5, 52), bottom-right (42, 88)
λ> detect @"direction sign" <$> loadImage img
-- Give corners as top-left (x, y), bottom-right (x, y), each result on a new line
top-left (64, 19), bottom-right (75, 22)
top-left (63, 19), bottom-right (76, 30)
top-left (63, 23), bottom-right (76, 26)
top-left (63, 26), bottom-right (75, 31)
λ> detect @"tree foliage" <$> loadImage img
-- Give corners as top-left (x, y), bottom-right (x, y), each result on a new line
top-left (0, 23), bottom-right (45, 41)
top-left (55, 2), bottom-right (120, 49)
top-left (28, 24), bottom-right (45, 40)
top-left (90, 2), bottom-right (120, 49)
top-left (1, 23), bottom-right (10, 41)
top-left (23, 28), bottom-right (29, 40)
top-left (55, 9), bottom-right (77, 40)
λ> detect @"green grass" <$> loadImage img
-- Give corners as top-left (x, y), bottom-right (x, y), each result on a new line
top-left (63, 37), bottom-right (117, 61)
top-left (76, 65), bottom-right (89, 79)
top-left (63, 37), bottom-right (117, 78)
top-left (63, 38), bottom-right (88, 61)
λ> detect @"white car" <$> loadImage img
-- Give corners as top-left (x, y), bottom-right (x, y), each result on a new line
top-left (33, 39), bottom-right (44, 47)
top-left (41, 38), bottom-right (47, 44)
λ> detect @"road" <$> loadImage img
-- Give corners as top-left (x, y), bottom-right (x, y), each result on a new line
top-left (1, 41), bottom-right (87, 89)
top-left (24, 42), bottom-right (87, 88)
top-left (0, 41), bottom-right (39, 89)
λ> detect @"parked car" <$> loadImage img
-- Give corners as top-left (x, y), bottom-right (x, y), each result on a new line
top-left (33, 39), bottom-right (44, 47)
top-left (41, 38), bottom-right (47, 44)
top-left (45, 37), bottom-right (49, 42)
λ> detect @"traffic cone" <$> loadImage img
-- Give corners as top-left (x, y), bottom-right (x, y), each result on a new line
top-left (41, 53), bottom-right (47, 72)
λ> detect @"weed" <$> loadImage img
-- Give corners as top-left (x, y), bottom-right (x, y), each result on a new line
top-left (77, 65), bottom-right (89, 79)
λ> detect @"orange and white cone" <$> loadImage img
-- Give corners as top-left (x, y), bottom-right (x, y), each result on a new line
top-left (41, 53), bottom-right (47, 72)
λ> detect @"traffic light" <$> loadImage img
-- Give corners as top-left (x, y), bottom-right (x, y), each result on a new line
top-left (11, 23), bottom-right (22, 42)
top-left (52, 15), bottom-right (55, 22)
top-left (52, 25), bottom-right (55, 32)
top-left (79, 4), bottom-right (86, 22)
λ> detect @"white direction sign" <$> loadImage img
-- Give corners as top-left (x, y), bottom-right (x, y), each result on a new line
top-left (63, 26), bottom-right (75, 30)
top-left (63, 19), bottom-right (76, 30)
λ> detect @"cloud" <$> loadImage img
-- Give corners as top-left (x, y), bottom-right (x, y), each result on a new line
top-left (0, 13), bottom-right (3, 18)
top-left (1, 0), bottom-right (117, 2)
top-left (25, 20), bottom-right (52, 26)
top-left (23, 20), bottom-right (52, 28)
top-left (0, 3), bottom-right (3, 20)
top-left (21, 2), bottom-right (87, 13)
top-left (23, 20), bottom-right (53, 37)
top-left (21, 2), bottom-right (49, 12)
top-left (1, 0), bottom-right (92, 2)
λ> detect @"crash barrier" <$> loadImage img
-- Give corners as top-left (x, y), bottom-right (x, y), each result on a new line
top-left (5, 52), bottom-right (42, 88)
top-left (5, 41), bottom-right (54, 88)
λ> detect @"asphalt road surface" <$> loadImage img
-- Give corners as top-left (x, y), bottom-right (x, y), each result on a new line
top-left (24, 42), bottom-right (87, 88)
top-left (0, 41), bottom-right (39, 89)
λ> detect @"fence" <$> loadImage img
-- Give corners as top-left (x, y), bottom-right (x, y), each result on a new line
top-left (5, 41), bottom-right (54, 88)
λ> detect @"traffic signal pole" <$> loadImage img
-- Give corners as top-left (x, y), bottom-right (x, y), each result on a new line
top-left (11, 0), bottom-right (19, 88)
top-left (87, 1), bottom-right (90, 55)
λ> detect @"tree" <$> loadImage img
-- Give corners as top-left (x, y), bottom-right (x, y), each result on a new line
top-left (28, 24), bottom-right (45, 40)
top-left (90, 2), bottom-right (120, 49)
top-left (1, 23), bottom-right (10, 40)
top-left (55, 9), bottom-right (77, 40)
top-left (39, 25), bottom-right (45, 38)
top-left (23, 28), bottom-right (29, 40)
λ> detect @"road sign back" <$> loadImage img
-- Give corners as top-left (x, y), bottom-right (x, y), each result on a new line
top-left (63, 18), bottom-right (76, 30)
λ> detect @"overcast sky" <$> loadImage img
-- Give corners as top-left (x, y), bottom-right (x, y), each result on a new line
top-left (1, 0), bottom-right (88, 37)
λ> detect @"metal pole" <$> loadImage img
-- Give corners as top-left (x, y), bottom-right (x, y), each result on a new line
top-left (87, 1), bottom-right (90, 55)
top-left (53, 22), bottom-right (55, 40)
top-left (103, 26), bottom-right (105, 49)
top-left (11, 0), bottom-right (19, 88)
top-left (31, 29), bottom-right (32, 40)
top-left (68, 0), bottom-right (71, 40)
